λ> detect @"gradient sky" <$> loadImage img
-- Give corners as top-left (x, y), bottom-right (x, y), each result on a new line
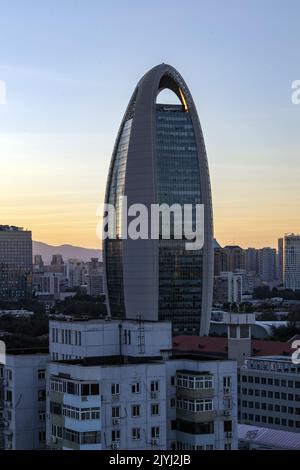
top-left (1, 0), bottom-right (300, 249)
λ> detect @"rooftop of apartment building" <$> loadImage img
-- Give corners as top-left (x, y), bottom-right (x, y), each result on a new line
top-left (173, 335), bottom-right (297, 357)
top-left (49, 315), bottom-right (171, 325)
top-left (51, 352), bottom-right (230, 368)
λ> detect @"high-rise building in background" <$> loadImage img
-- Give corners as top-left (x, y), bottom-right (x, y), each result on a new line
top-left (34, 254), bottom-right (44, 268)
top-left (222, 246), bottom-right (246, 273)
top-left (0, 225), bottom-right (32, 300)
top-left (258, 248), bottom-right (277, 283)
top-left (245, 248), bottom-right (259, 275)
top-left (278, 238), bottom-right (284, 285)
top-left (103, 64), bottom-right (214, 335)
top-left (85, 258), bottom-right (104, 297)
top-left (283, 234), bottom-right (300, 291)
top-left (51, 254), bottom-right (64, 266)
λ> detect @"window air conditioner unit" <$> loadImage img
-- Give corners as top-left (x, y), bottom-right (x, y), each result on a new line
top-left (226, 432), bottom-right (233, 438)
top-left (112, 418), bottom-right (120, 426)
top-left (151, 439), bottom-right (159, 446)
top-left (224, 410), bottom-right (231, 416)
top-left (151, 392), bottom-right (157, 399)
top-left (224, 387), bottom-right (231, 395)
top-left (112, 442), bottom-right (120, 449)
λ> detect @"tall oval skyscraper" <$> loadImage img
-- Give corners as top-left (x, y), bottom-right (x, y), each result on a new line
top-left (103, 64), bottom-right (213, 335)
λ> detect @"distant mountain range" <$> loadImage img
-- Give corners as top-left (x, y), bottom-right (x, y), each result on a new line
top-left (33, 241), bottom-right (102, 264)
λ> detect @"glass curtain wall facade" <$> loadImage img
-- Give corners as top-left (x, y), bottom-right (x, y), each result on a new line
top-left (105, 119), bottom-right (133, 317)
top-left (156, 105), bottom-right (203, 333)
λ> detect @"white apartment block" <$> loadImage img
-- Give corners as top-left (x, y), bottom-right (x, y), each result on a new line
top-left (0, 350), bottom-right (49, 450)
top-left (47, 318), bottom-right (238, 450)
top-left (49, 318), bottom-right (172, 360)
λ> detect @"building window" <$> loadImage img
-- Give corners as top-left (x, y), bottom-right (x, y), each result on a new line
top-left (6, 369), bottom-right (12, 381)
top-left (224, 443), bottom-right (231, 450)
top-left (132, 428), bottom-right (141, 440)
top-left (112, 406), bottom-right (120, 418)
top-left (39, 431), bottom-right (46, 443)
top-left (131, 404), bottom-right (141, 417)
top-left (131, 382), bottom-right (141, 394)
top-left (111, 383), bottom-right (120, 395)
top-left (223, 376), bottom-right (231, 388)
top-left (112, 430), bottom-right (120, 442)
top-left (81, 383), bottom-right (99, 396)
top-left (38, 411), bottom-right (46, 421)
top-left (50, 401), bottom-right (62, 415)
top-left (176, 398), bottom-right (213, 412)
top-left (171, 376), bottom-right (175, 386)
top-left (151, 404), bottom-right (160, 416)
top-left (150, 380), bottom-right (159, 392)
top-left (81, 407), bottom-right (101, 420)
top-left (6, 390), bottom-right (12, 403)
top-left (81, 431), bottom-right (101, 444)
top-left (171, 420), bottom-right (177, 430)
top-left (38, 369), bottom-right (46, 380)
top-left (224, 421), bottom-right (232, 432)
top-left (151, 426), bottom-right (160, 439)
top-left (52, 424), bottom-right (63, 439)
top-left (176, 374), bottom-right (213, 390)
top-left (38, 389), bottom-right (46, 401)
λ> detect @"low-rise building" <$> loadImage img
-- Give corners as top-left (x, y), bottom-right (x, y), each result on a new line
top-left (238, 423), bottom-right (300, 450)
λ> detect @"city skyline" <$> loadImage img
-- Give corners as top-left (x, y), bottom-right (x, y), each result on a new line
top-left (1, 1), bottom-right (300, 249)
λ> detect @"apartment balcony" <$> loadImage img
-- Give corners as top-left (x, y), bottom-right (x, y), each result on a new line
top-left (176, 387), bottom-right (214, 400)
top-left (176, 408), bottom-right (216, 423)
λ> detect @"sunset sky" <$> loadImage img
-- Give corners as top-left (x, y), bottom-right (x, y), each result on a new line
top-left (1, 0), bottom-right (300, 249)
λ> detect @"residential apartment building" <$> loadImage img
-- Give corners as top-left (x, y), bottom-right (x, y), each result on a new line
top-left (258, 248), bottom-right (277, 283)
top-left (47, 318), bottom-right (238, 450)
top-left (0, 350), bottom-right (49, 449)
top-left (283, 234), bottom-right (300, 291)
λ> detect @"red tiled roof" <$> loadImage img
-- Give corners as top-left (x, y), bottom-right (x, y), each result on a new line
top-left (173, 336), bottom-right (292, 357)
